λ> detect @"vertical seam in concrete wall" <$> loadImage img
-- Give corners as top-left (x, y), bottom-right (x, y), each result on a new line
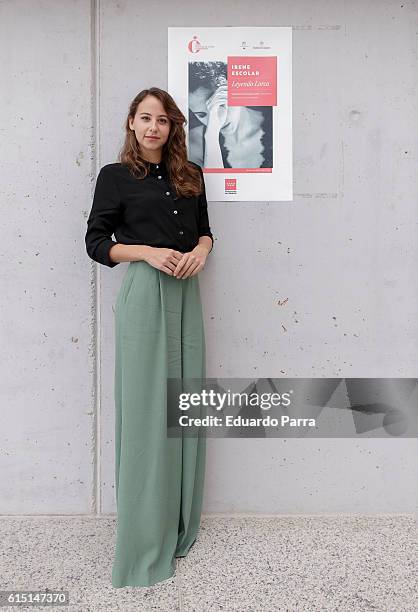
top-left (90, 0), bottom-right (100, 515)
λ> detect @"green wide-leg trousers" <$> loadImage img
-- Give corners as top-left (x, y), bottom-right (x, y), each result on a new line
top-left (111, 260), bottom-right (207, 588)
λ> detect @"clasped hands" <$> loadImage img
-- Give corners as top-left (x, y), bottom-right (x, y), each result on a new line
top-left (145, 244), bottom-right (209, 279)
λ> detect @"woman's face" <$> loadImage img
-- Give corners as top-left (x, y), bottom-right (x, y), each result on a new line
top-left (129, 95), bottom-right (171, 160)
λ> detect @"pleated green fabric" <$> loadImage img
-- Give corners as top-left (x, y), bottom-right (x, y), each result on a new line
top-left (112, 260), bottom-right (207, 588)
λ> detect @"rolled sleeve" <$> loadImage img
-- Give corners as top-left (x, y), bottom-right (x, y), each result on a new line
top-left (196, 165), bottom-right (214, 252)
top-left (85, 166), bottom-right (121, 268)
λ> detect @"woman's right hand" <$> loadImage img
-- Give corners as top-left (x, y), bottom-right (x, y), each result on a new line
top-left (206, 85), bottom-right (228, 129)
top-left (142, 246), bottom-right (184, 276)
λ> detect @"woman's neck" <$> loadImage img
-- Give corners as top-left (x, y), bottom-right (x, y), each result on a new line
top-left (142, 155), bottom-right (162, 164)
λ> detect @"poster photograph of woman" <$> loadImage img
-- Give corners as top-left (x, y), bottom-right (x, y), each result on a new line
top-left (188, 60), bottom-right (273, 169)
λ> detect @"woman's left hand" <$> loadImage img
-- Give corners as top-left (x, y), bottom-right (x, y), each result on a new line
top-left (174, 245), bottom-right (209, 279)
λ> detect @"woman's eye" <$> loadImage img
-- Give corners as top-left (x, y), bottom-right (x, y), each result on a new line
top-left (140, 116), bottom-right (167, 123)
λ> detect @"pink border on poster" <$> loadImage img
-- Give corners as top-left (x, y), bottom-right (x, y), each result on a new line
top-left (203, 168), bottom-right (273, 173)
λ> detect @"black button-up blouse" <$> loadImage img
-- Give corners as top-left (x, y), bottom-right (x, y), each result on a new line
top-left (85, 159), bottom-right (214, 268)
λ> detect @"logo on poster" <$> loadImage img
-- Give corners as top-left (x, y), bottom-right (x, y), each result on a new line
top-left (187, 36), bottom-right (215, 53)
top-left (225, 178), bottom-right (237, 194)
top-left (253, 41), bottom-right (272, 49)
top-left (188, 36), bottom-right (201, 53)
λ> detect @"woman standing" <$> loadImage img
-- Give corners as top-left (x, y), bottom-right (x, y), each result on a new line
top-left (85, 88), bottom-right (214, 588)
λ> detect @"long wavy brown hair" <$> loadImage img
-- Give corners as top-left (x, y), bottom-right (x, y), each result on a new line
top-left (118, 87), bottom-right (203, 198)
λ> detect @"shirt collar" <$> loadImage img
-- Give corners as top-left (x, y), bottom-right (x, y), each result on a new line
top-left (147, 159), bottom-right (167, 175)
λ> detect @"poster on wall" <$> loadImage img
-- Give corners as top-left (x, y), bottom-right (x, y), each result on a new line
top-left (168, 26), bottom-right (292, 202)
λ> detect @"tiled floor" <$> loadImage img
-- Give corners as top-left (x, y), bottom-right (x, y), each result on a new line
top-left (0, 514), bottom-right (416, 611)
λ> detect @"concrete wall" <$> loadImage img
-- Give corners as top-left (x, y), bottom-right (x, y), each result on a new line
top-left (1, 0), bottom-right (417, 515)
